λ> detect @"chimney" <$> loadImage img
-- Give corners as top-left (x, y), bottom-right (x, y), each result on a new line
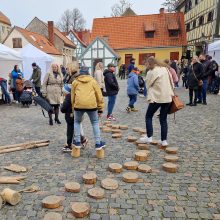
top-left (160, 8), bottom-right (165, 14)
top-left (48, 21), bottom-right (54, 45)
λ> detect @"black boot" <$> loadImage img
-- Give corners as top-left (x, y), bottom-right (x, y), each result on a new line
top-left (54, 107), bottom-right (61, 124)
top-left (49, 113), bottom-right (53, 126)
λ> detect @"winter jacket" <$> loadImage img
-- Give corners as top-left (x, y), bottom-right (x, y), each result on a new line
top-left (11, 70), bottom-right (23, 88)
top-left (146, 66), bottom-right (174, 103)
top-left (127, 72), bottom-right (139, 95)
top-left (128, 63), bottom-right (135, 74)
top-left (71, 75), bottom-right (104, 113)
top-left (63, 72), bottom-right (80, 84)
top-left (16, 78), bottom-right (24, 93)
top-left (94, 69), bottom-right (105, 90)
top-left (61, 93), bottom-right (73, 123)
top-left (200, 60), bottom-right (211, 80)
top-left (168, 67), bottom-right (179, 83)
top-left (188, 62), bottom-right (204, 89)
top-left (42, 72), bottom-right (63, 105)
top-left (30, 67), bottom-right (41, 88)
top-left (103, 69), bottom-right (119, 96)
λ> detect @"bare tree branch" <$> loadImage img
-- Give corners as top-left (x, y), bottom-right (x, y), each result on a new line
top-left (111, 0), bottom-right (133, 17)
top-left (162, 0), bottom-right (180, 12)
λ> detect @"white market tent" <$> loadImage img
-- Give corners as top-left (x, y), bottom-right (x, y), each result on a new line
top-left (208, 40), bottom-right (220, 64)
top-left (0, 43), bottom-right (22, 79)
top-left (20, 44), bottom-right (54, 80)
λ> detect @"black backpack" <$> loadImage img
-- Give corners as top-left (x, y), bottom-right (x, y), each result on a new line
top-left (138, 76), bottom-right (145, 87)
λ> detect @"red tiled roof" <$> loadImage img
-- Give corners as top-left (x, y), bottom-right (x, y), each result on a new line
top-left (91, 12), bottom-right (187, 49)
top-left (16, 27), bottom-right (62, 55)
top-left (75, 30), bottom-right (91, 46)
top-left (167, 21), bottom-right (180, 30)
top-left (144, 22), bottom-right (156, 32)
top-left (70, 30), bottom-right (87, 47)
top-left (0, 11), bottom-right (11, 26)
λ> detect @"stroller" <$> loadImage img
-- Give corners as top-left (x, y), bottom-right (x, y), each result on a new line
top-left (20, 80), bottom-right (35, 108)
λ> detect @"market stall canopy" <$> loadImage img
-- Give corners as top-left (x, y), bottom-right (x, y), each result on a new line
top-left (208, 40), bottom-right (220, 63)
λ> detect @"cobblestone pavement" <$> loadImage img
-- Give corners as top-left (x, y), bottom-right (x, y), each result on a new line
top-left (0, 80), bottom-right (219, 220)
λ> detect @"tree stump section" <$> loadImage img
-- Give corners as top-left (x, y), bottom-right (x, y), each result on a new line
top-left (83, 173), bottom-right (97, 184)
top-left (42, 195), bottom-right (62, 209)
top-left (96, 149), bottom-right (105, 159)
top-left (101, 178), bottom-right (119, 190)
top-left (123, 172), bottom-right (139, 183)
top-left (108, 163), bottom-right (123, 173)
top-left (151, 141), bottom-right (158, 145)
top-left (123, 161), bottom-right (139, 170)
top-left (135, 151), bottom-right (149, 162)
top-left (65, 182), bottom-right (80, 193)
top-left (112, 133), bottom-right (122, 139)
top-left (137, 144), bottom-right (149, 150)
top-left (127, 136), bottom-right (138, 143)
top-left (71, 202), bottom-right (90, 218)
top-left (71, 147), bottom-right (80, 158)
top-left (43, 212), bottom-right (62, 220)
top-left (111, 129), bottom-right (121, 134)
top-left (164, 155), bottom-right (179, 162)
top-left (162, 163), bottom-right (178, 173)
top-left (137, 164), bottom-right (152, 173)
top-left (139, 129), bottom-right (146, 135)
top-left (1, 188), bottom-right (21, 206)
top-left (158, 144), bottom-right (167, 150)
top-left (133, 127), bottom-right (141, 132)
top-left (165, 147), bottom-right (178, 154)
top-left (112, 125), bottom-right (120, 129)
top-left (102, 128), bottom-right (112, 133)
top-left (87, 187), bottom-right (105, 199)
top-left (119, 125), bottom-right (128, 130)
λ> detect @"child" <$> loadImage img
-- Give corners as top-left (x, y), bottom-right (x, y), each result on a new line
top-left (126, 67), bottom-right (140, 112)
top-left (71, 66), bottom-right (105, 150)
top-left (61, 84), bottom-right (88, 152)
top-left (15, 73), bottom-right (24, 103)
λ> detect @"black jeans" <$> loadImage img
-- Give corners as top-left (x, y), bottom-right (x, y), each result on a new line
top-left (35, 87), bottom-right (41, 96)
top-left (189, 88), bottom-right (198, 104)
top-left (146, 103), bottom-right (171, 141)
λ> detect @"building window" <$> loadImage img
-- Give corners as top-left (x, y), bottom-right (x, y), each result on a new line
top-left (193, 20), bottom-right (197, 28)
top-left (145, 31), bottom-right (155, 38)
top-left (208, 11), bottom-right (214, 22)
top-left (139, 53), bottom-right (155, 65)
top-left (199, 16), bottom-right (204, 25)
top-left (186, 23), bottom-right (191, 31)
top-left (170, 52), bottom-right (179, 61)
top-left (12, 38), bottom-right (22, 48)
top-left (185, 2), bottom-right (188, 12)
top-left (188, 1), bottom-right (192, 10)
top-left (169, 30), bottom-right (179, 37)
top-left (195, 0), bottom-right (198, 5)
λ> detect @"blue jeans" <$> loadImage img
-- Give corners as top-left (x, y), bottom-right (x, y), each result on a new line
top-left (74, 110), bottom-right (101, 145)
top-left (0, 80), bottom-right (11, 103)
top-left (128, 94), bottom-right (137, 108)
top-left (146, 103), bottom-right (171, 141)
top-left (107, 95), bottom-right (117, 116)
top-left (198, 79), bottom-right (208, 102)
top-left (143, 82), bottom-right (147, 97)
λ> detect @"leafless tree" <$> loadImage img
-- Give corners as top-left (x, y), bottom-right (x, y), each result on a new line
top-left (57, 8), bottom-right (86, 32)
top-left (162, 0), bottom-right (180, 12)
top-left (111, 0), bottom-right (133, 17)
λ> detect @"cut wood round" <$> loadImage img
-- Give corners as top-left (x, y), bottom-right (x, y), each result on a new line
top-left (133, 127), bottom-right (141, 132)
top-left (106, 124), bottom-right (112, 128)
top-left (71, 147), bottom-right (80, 158)
top-left (111, 129), bottom-right (121, 134)
top-left (65, 182), bottom-right (80, 193)
top-left (119, 125), bottom-right (128, 130)
top-left (136, 140), bottom-right (145, 146)
top-left (101, 178), bottom-right (118, 190)
top-left (162, 163), bottom-right (178, 173)
top-left (139, 129), bottom-right (146, 135)
top-left (158, 144), bottom-right (167, 150)
top-left (103, 121), bottom-right (111, 125)
top-left (164, 155), bottom-right (179, 162)
top-left (111, 125), bottom-right (120, 129)
top-left (83, 172), bottom-right (97, 184)
top-left (135, 151), bottom-right (149, 162)
top-left (43, 212), bottom-right (62, 220)
top-left (112, 133), bottom-right (122, 139)
top-left (165, 147), bottom-right (178, 154)
top-left (96, 149), bottom-right (105, 159)
top-left (137, 164), bottom-right (152, 173)
top-left (1, 188), bottom-right (21, 206)
top-left (123, 161), bottom-right (139, 170)
top-left (123, 172), bottom-right (139, 183)
top-left (127, 136), bottom-right (138, 142)
top-left (137, 144), bottom-right (149, 150)
top-left (71, 202), bottom-right (90, 218)
top-left (87, 187), bottom-right (105, 199)
top-left (102, 128), bottom-right (112, 133)
top-left (42, 195), bottom-right (62, 209)
top-left (151, 141), bottom-right (158, 145)
top-left (0, 195), bottom-right (3, 210)
top-left (109, 163), bottom-right (123, 173)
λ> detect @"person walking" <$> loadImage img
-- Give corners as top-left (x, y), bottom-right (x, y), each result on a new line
top-left (15, 73), bottom-right (24, 103)
top-left (103, 63), bottom-right (119, 121)
top-left (63, 61), bottom-right (79, 84)
top-left (186, 56), bottom-right (204, 106)
top-left (30, 63), bottom-right (42, 96)
top-left (0, 77), bottom-right (11, 104)
top-left (139, 57), bottom-right (174, 147)
top-left (164, 59), bottom-right (178, 84)
top-left (128, 58), bottom-right (136, 74)
top-left (71, 66), bottom-right (105, 150)
top-left (42, 64), bottom-right (63, 125)
top-left (94, 62), bottom-right (105, 92)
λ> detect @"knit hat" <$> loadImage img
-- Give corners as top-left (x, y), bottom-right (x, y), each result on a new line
top-left (62, 84), bottom-right (71, 94)
top-left (80, 66), bottom-right (89, 75)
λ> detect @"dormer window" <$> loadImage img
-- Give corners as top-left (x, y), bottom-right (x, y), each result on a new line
top-left (145, 31), bottom-right (154, 38)
top-left (169, 30), bottom-right (179, 37)
top-left (168, 21), bottom-right (180, 37)
top-left (144, 23), bottom-right (155, 38)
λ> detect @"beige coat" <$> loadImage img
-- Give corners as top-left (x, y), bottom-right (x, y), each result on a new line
top-left (94, 69), bottom-right (105, 89)
top-left (146, 66), bottom-right (174, 103)
top-left (42, 72), bottom-right (63, 105)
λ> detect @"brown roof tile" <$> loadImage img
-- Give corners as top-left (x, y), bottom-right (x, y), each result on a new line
top-left (0, 11), bottom-right (11, 26)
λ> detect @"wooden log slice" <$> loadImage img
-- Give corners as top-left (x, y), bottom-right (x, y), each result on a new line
top-left (106, 124), bottom-right (112, 128)
top-left (137, 164), bottom-right (152, 173)
top-left (119, 125), bottom-right (128, 130)
top-left (65, 182), bottom-right (80, 193)
top-left (111, 129), bottom-right (121, 134)
top-left (83, 172), bottom-right (97, 184)
top-left (42, 195), bottom-right (62, 209)
top-left (158, 144), bottom-right (167, 150)
top-left (96, 149), bottom-right (105, 159)
top-left (164, 155), bottom-right (179, 162)
top-left (123, 161), bottom-right (139, 170)
top-left (111, 125), bottom-right (120, 129)
top-left (102, 128), bottom-right (112, 133)
top-left (112, 133), bottom-right (122, 139)
top-left (123, 172), bottom-right (139, 183)
top-left (108, 163), bottom-right (123, 173)
top-left (135, 151), bottom-right (149, 162)
top-left (71, 148), bottom-right (80, 158)
top-left (103, 121), bottom-right (111, 125)
top-left (133, 127), bottom-right (142, 132)
top-left (87, 187), bottom-right (105, 199)
top-left (101, 178), bottom-right (118, 190)
top-left (137, 144), bottom-right (149, 150)
top-left (1, 188), bottom-right (21, 206)
top-left (127, 136), bottom-right (138, 142)
top-left (139, 129), bottom-right (146, 135)
top-left (71, 202), bottom-right (90, 218)
top-left (151, 141), bottom-right (158, 145)
top-left (162, 163), bottom-right (178, 173)
top-left (43, 212), bottom-right (62, 220)
top-left (165, 147), bottom-right (178, 154)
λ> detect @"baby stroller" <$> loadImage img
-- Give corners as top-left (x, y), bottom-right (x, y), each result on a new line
top-left (20, 80), bottom-right (35, 108)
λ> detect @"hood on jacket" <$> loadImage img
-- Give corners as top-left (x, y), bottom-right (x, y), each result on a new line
top-left (103, 69), bottom-right (113, 76)
top-left (128, 72), bottom-right (136, 78)
top-left (76, 75), bottom-right (93, 83)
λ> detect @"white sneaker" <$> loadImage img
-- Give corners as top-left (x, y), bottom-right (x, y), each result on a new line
top-left (161, 140), bottom-right (168, 147)
top-left (16, 101), bottom-right (19, 104)
top-left (139, 94), bottom-right (144, 98)
top-left (139, 136), bottom-right (152, 144)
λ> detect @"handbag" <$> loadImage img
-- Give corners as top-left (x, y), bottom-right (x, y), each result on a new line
top-left (192, 65), bottom-right (203, 86)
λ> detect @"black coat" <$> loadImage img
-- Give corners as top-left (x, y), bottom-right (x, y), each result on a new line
top-left (188, 62), bottom-right (204, 89)
top-left (103, 69), bottom-right (119, 96)
top-left (60, 94), bottom-right (73, 123)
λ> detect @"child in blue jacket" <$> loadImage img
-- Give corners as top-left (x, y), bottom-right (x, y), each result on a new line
top-left (126, 67), bottom-right (140, 112)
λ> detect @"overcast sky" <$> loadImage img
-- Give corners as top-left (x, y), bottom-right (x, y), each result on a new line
top-left (1, 0), bottom-right (165, 29)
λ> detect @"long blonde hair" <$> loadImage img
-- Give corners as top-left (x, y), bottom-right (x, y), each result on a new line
top-left (95, 62), bottom-right (103, 71)
top-left (67, 61), bottom-right (79, 75)
top-left (50, 63), bottom-right (61, 74)
top-left (146, 56), bottom-right (168, 70)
